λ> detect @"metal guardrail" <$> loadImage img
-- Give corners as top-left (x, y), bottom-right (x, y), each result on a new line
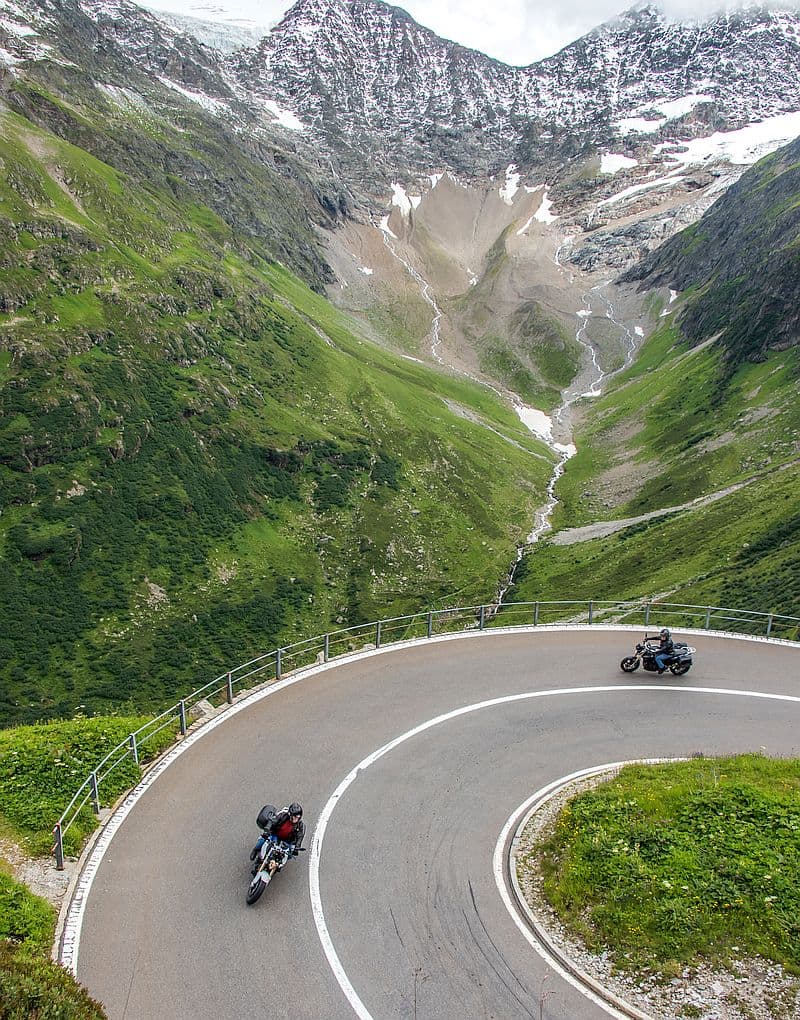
top-left (51, 599), bottom-right (800, 868)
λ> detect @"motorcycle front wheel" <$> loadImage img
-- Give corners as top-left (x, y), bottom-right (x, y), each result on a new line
top-left (246, 874), bottom-right (267, 905)
top-left (670, 661), bottom-right (691, 676)
top-left (620, 656), bottom-right (639, 672)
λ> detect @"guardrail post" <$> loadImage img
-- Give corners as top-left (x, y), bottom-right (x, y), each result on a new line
top-left (534, 602), bottom-right (539, 626)
top-left (479, 605), bottom-right (485, 630)
top-left (376, 621), bottom-right (382, 648)
top-left (323, 634), bottom-right (330, 662)
top-left (90, 772), bottom-right (100, 814)
top-left (129, 732), bottom-right (139, 766)
top-left (705, 607), bottom-right (711, 629)
top-left (766, 614), bottom-right (773, 637)
top-left (226, 671), bottom-right (234, 704)
top-left (179, 700), bottom-right (187, 736)
top-left (427, 612), bottom-right (433, 638)
top-left (644, 602), bottom-right (651, 627)
top-left (588, 600), bottom-right (594, 625)
top-left (276, 649), bottom-right (282, 681)
top-left (53, 823), bottom-right (65, 870)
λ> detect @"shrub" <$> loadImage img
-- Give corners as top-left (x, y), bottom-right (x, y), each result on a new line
top-left (0, 941), bottom-right (106, 1020)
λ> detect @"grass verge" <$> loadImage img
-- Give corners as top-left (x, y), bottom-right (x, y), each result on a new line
top-left (0, 716), bottom-right (176, 856)
top-left (524, 755), bottom-right (800, 978)
top-left (0, 938), bottom-right (106, 1019)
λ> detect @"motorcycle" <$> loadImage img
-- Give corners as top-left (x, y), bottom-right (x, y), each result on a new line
top-left (620, 635), bottom-right (695, 676)
top-left (246, 834), bottom-right (303, 905)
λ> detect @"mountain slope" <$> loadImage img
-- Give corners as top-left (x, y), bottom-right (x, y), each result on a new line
top-left (507, 139), bottom-right (800, 617)
top-left (2, 0), bottom-right (800, 729)
top-left (622, 135), bottom-right (800, 369)
top-left (227, 0), bottom-right (800, 183)
top-left (0, 0), bottom-right (350, 287)
top-left (0, 102), bottom-right (555, 724)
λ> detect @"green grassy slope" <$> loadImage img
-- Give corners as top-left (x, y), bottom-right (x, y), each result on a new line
top-left (507, 314), bottom-right (800, 618)
top-left (534, 755), bottom-right (800, 977)
top-left (449, 234), bottom-right (583, 410)
top-left (0, 110), bottom-right (554, 725)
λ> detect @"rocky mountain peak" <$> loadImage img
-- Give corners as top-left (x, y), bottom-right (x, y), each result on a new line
top-left (221, 0), bottom-right (800, 187)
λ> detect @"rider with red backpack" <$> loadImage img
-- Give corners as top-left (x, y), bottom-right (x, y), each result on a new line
top-left (250, 802), bottom-right (305, 862)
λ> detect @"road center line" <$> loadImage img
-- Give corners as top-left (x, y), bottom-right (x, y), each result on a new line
top-left (310, 685), bottom-right (800, 1019)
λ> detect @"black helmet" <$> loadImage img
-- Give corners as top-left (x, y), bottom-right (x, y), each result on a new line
top-left (288, 802), bottom-right (303, 818)
top-left (660, 628), bottom-right (670, 638)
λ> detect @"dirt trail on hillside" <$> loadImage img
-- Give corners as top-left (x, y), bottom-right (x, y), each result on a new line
top-left (551, 457), bottom-right (800, 545)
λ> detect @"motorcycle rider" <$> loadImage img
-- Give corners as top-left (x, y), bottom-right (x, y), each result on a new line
top-left (652, 628), bottom-right (675, 674)
top-left (250, 802), bottom-right (305, 870)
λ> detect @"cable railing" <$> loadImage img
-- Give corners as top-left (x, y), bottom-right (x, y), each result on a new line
top-left (51, 599), bottom-right (800, 868)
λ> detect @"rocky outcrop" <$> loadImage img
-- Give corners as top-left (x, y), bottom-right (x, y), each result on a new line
top-left (227, 0), bottom-right (800, 184)
top-left (621, 135), bottom-right (800, 365)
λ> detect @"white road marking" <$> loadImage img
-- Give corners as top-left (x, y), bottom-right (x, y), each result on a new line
top-left (310, 686), bottom-right (800, 1019)
top-left (494, 759), bottom-right (679, 1020)
top-left (60, 626), bottom-right (799, 990)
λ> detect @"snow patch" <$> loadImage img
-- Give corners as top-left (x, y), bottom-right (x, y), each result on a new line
top-left (635, 326), bottom-right (644, 337)
top-left (378, 215), bottom-right (398, 239)
top-left (262, 99), bottom-right (304, 131)
top-left (615, 94), bottom-right (713, 134)
top-left (499, 164), bottom-right (520, 205)
top-left (599, 170), bottom-right (686, 207)
top-left (429, 173), bottom-right (443, 189)
top-left (391, 183), bottom-right (413, 216)
top-left (0, 15), bottom-right (36, 37)
top-left (600, 152), bottom-right (638, 174)
top-left (516, 215), bottom-right (535, 236)
top-left (533, 188), bottom-right (557, 223)
top-left (655, 111), bottom-right (800, 166)
top-left (358, 267), bottom-right (373, 275)
top-left (157, 77), bottom-right (228, 114)
top-left (515, 404), bottom-right (554, 443)
top-left (515, 403), bottom-right (575, 456)
top-left (652, 93), bottom-right (714, 120)
top-left (0, 45), bottom-right (22, 65)
top-left (615, 115), bottom-right (664, 135)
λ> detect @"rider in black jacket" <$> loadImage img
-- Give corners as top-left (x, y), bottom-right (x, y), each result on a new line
top-left (652, 628), bottom-right (674, 673)
top-left (250, 803), bottom-right (305, 863)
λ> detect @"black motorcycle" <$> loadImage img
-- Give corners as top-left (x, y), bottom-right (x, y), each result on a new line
top-left (246, 836), bottom-right (300, 905)
top-left (620, 635), bottom-right (695, 676)
top-left (246, 804), bottom-right (305, 906)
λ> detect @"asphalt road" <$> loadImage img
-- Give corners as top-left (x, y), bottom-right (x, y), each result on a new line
top-left (73, 628), bottom-right (800, 1020)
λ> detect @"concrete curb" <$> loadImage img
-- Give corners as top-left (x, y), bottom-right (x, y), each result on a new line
top-left (505, 762), bottom-right (681, 1020)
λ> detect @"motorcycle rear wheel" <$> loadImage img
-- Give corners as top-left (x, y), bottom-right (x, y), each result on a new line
top-left (620, 656), bottom-right (639, 673)
top-left (670, 661), bottom-right (691, 676)
top-left (246, 875), bottom-right (266, 905)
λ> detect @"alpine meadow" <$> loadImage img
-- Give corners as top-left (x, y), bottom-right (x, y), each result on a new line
top-left (1, 0), bottom-right (800, 1016)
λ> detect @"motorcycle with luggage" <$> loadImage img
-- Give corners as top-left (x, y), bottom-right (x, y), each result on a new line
top-left (246, 803), bottom-right (305, 906)
top-left (620, 635), bottom-right (695, 676)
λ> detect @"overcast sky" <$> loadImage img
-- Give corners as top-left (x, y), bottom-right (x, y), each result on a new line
top-left (143, 1), bottom-right (796, 64)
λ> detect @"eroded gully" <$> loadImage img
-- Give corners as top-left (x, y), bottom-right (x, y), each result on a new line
top-left (377, 222), bottom-right (640, 607)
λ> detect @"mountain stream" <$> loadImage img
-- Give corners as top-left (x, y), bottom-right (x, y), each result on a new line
top-left (377, 222), bottom-right (638, 608)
